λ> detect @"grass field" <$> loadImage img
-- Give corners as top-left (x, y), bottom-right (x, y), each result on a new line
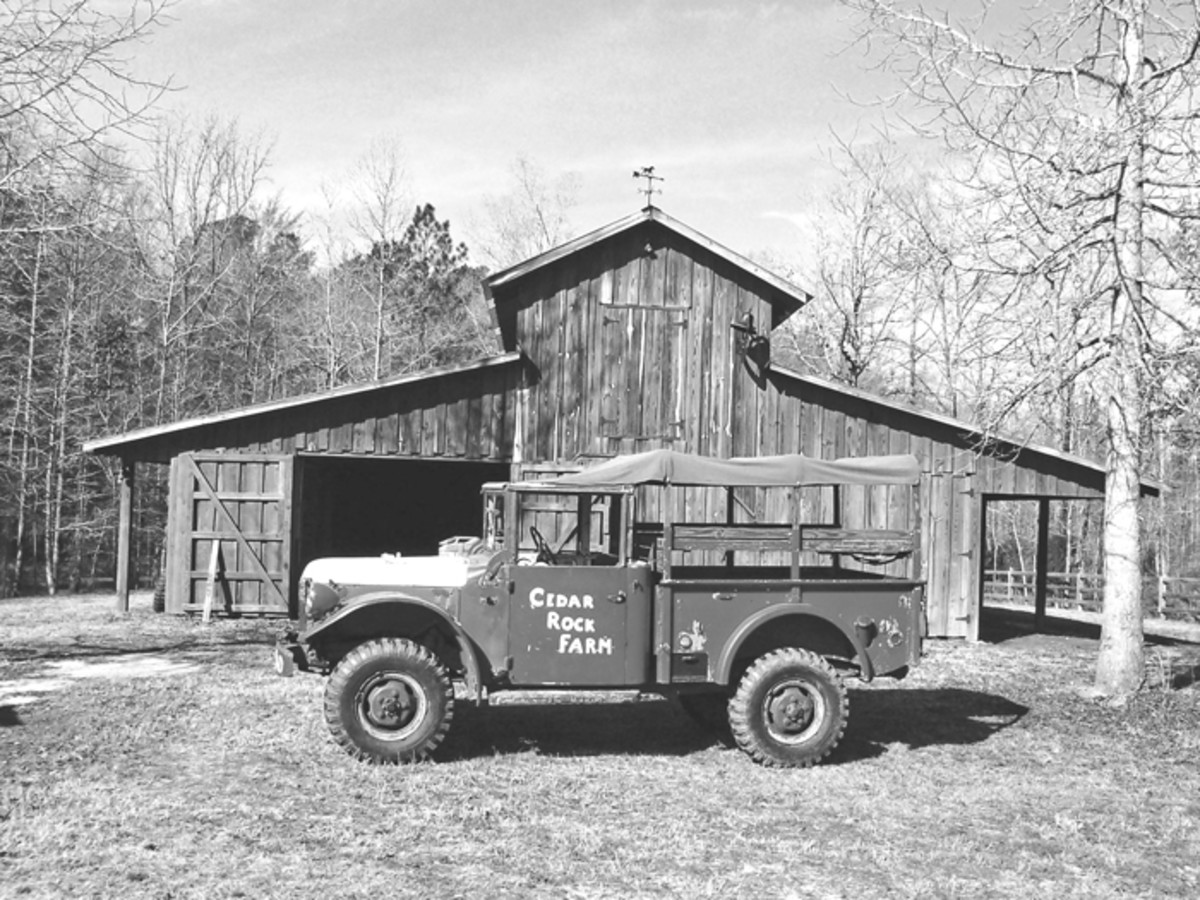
top-left (2, 593), bottom-right (1199, 900)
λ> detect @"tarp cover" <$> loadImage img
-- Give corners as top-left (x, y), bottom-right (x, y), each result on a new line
top-left (549, 449), bottom-right (920, 488)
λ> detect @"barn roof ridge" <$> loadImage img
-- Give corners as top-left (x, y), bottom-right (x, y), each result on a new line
top-left (83, 351), bottom-right (524, 456)
top-left (483, 206), bottom-right (812, 325)
top-left (772, 364), bottom-right (1161, 494)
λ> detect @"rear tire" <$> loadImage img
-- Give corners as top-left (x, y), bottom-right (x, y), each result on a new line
top-left (324, 638), bottom-right (454, 763)
top-left (729, 648), bottom-right (847, 767)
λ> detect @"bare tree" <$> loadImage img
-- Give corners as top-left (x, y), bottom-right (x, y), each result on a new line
top-left (845, 0), bottom-right (1200, 696)
top-left (803, 142), bottom-right (913, 389)
top-left (0, 0), bottom-right (169, 204)
top-left (470, 155), bottom-right (580, 270)
top-left (345, 137), bottom-right (411, 379)
top-left (135, 114), bottom-right (272, 422)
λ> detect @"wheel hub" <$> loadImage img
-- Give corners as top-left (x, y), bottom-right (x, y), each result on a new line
top-left (365, 679), bottom-right (418, 730)
top-left (766, 684), bottom-right (816, 735)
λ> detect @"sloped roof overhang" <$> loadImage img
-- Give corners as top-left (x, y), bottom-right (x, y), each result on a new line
top-left (770, 365), bottom-right (1162, 498)
top-left (83, 352), bottom-right (524, 463)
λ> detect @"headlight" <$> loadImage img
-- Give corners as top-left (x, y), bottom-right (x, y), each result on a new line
top-left (305, 580), bottom-right (340, 622)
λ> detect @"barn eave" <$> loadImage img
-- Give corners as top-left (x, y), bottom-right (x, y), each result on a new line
top-left (83, 351), bottom-right (525, 464)
top-left (771, 365), bottom-right (1161, 498)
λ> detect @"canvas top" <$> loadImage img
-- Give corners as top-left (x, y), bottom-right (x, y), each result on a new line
top-left (546, 449), bottom-right (921, 488)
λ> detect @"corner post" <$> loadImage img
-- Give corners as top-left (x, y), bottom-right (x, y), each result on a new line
top-left (115, 459), bottom-right (135, 613)
top-left (1035, 497), bottom-right (1050, 627)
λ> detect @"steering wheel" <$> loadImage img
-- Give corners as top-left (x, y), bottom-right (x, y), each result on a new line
top-left (530, 526), bottom-right (557, 565)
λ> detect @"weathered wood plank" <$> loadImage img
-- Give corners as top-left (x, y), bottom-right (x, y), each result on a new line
top-left (560, 258), bottom-right (584, 458)
top-left (536, 266), bottom-right (562, 460)
top-left (584, 261), bottom-right (605, 455)
top-left (464, 394), bottom-right (482, 459)
top-left (690, 256), bottom-right (714, 456)
top-left (376, 411), bottom-right (399, 456)
top-left (710, 265), bottom-right (735, 458)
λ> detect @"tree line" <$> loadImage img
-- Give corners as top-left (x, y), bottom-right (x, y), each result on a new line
top-left (0, 4), bottom-right (583, 596)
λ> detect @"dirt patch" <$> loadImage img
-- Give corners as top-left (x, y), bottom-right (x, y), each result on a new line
top-left (0, 653), bottom-right (201, 706)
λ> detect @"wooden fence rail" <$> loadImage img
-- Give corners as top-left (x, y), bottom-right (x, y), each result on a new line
top-left (983, 569), bottom-right (1200, 622)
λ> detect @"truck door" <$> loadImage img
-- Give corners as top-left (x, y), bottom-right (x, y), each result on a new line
top-left (508, 564), bottom-right (653, 686)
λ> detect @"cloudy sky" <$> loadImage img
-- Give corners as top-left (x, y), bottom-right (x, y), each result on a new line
top-left (130, 0), bottom-right (917, 261)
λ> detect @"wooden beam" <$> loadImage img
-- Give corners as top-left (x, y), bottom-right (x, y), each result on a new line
top-left (1035, 497), bottom-right (1051, 627)
top-left (115, 460), bottom-right (134, 613)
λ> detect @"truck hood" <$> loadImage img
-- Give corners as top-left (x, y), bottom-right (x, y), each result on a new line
top-left (302, 554), bottom-right (473, 589)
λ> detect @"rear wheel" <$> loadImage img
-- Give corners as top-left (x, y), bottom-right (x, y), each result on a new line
top-left (729, 648), bottom-right (847, 767)
top-left (324, 638), bottom-right (454, 763)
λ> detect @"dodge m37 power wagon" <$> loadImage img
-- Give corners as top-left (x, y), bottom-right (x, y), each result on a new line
top-left (275, 449), bottom-right (926, 767)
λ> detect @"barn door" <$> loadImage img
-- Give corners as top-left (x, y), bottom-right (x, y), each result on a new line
top-left (166, 452), bottom-right (294, 616)
top-left (923, 467), bottom-right (977, 639)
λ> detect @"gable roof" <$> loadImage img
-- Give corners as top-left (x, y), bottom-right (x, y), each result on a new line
top-left (483, 205), bottom-right (812, 329)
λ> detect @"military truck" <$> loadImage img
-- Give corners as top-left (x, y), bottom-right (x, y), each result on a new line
top-left (274, 449), bottom-right (925, 767)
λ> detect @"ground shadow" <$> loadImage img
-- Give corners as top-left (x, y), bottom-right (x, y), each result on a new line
top-left (980, 605), bottom-right (1106, 644)
top-left (1171, 665), bottom-right (1200, 689)
top-left (435, 686), bottom-right (1028, 764)
top-left (980, 605), bottom-right (1199, 648)
top-left (437, 697), bottom-right (716, 761)
top-left (834, 687), bottom-right (1029, 763)
top-left (0, 705), bottom-right (22, 727)
top-left (1, 634), bottom-right (272, 665)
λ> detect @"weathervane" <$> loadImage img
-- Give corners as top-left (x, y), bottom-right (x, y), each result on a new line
top-left (632, 165), bottom-right (663, 208)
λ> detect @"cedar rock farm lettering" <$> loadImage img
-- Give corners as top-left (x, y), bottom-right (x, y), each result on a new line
top-left (528, 586), bottom-right (614, 655)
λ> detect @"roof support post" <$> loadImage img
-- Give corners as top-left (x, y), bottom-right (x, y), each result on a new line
top-left (115, 459), bottom-right (135, 613)
top-left (1035, 497), bottom-right (1051, 627)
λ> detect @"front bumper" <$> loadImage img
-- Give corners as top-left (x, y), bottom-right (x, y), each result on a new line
top-left (273, 631), bottom-right (310, 677)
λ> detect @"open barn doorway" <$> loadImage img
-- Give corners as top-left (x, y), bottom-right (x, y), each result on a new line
top-left (978, 495), bottom-right (1105, 641)
top-left (294, 456), bottom-right (510, 595)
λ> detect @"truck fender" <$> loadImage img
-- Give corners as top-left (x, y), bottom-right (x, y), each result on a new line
top-left (302, 593), bottom-right (483, 699)
top-left (714, 605), bottom-right (874, 685)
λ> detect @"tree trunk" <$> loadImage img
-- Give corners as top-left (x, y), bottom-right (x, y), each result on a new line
top-left (43, 304), bottom-right (74, 595)
top-left (12, 229), bottom-right (46, 597)
top-left (1094, 1), bottom-right (1147, 697)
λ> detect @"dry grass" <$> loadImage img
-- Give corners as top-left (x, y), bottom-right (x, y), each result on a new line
top-left (2, 594), bottom-right (1199, 900)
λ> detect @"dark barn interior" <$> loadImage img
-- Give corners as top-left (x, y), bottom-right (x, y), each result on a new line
top-left (296, 457), bottom-right (510, 562)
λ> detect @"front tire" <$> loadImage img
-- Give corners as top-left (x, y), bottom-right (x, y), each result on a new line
top-left (729, 648), bottom-right (848, 767)
top-left (324, 638), bottom-right (454, 763)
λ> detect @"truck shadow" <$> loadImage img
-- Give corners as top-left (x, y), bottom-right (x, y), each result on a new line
top-left (835, 687), bottom-right (1029, 763)
top-left (437, 687), bottom-right (1028, 763)
top-left (439, 696), bottom-right (715, 760)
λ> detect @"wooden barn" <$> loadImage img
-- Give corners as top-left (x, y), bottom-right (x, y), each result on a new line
top-left (84, 206), bottom-right (1154, 639)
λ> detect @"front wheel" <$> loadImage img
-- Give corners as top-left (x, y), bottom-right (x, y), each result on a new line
top-left (729, 648), bottom-right (848, 767)
top-left (324, 638), bottom-right (454, 763)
